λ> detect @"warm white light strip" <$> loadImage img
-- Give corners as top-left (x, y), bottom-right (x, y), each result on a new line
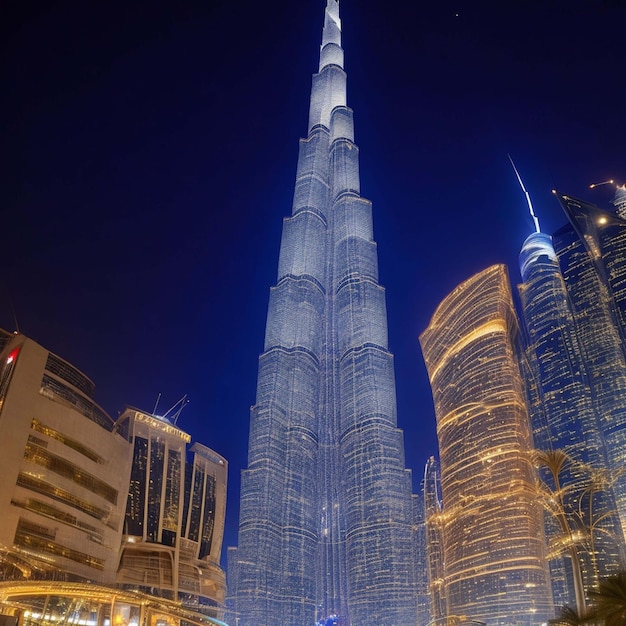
top-left (509, 154), bottom-right (541, 233)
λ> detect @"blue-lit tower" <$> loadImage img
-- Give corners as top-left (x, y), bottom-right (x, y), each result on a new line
top-left (550, 191), bottom-right (626, 540)
top-left (518, 228), bottom-right (626, 609)
top-left (227, 2), bottom-right (419, 625)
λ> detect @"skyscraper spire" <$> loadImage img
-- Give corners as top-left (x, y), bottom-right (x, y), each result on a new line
top-left (321, 0), bottom-right (342, 63)
top-left (308, 0), bottom-right (347, 132)
top-left (226, 2), bottom-right (420, 625)
top-left (511, 155), bottom-right (554, 282)
top-left (509, 154), bottom-right (541, 233)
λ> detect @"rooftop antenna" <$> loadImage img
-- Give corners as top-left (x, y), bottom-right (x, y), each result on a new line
top-left (589, 179), bottom-right (615, 189)
top-left (591, 179), bottom-right (626, 218)
top-left (508, 154), bottom-right (541, 233)
top-left (9, 299), bottom-right (20, 335)
top-left (153, 392), bottom-right (162, 416)
top-left (162, 394), bottom-right (190, 425)
top-left (171, 397), bottom-right (190, 426)
top-left (2, 283), bottom-right (20, 334)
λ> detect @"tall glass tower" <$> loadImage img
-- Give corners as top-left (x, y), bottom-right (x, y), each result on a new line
top-left (552, 193), bottom-right (626, 539)
top-left (518, 231), bottom-right (625, 608)
top-left (227, 2), bottom-right (419, 625)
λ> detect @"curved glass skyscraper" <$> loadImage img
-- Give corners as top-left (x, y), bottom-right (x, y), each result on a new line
top-left (227, 2), bottom-right (419, 625)
top-left (420, 265), bottom-right (553, 625)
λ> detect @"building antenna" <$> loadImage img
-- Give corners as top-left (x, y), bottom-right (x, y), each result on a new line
top-left (153, 392), bottom-right (162, 416)
top-left (508, 154), bottom-right (541, 233)
top-left (162, 394), bottom-right (190, 425)
top-left (9, 299), bottom-right (20, 335)
top-left (3, 283), bottom-right (20, 334)
top-left (590, 180), bottom-right (615, 189)
top-left (171, 398), bottom-right (190, 426)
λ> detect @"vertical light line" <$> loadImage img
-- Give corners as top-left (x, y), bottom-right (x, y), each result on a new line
top-left (508, 154), bottom-right (541, 233)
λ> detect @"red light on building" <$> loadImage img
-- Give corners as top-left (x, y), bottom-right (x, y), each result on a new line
top-left (6, 347), bottom-right (20, 365)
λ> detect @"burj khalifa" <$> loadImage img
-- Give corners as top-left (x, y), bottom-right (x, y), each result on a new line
top-left (227, 2), bottom-right (420, 624)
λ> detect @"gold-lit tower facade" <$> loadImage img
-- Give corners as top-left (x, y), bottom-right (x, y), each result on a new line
top-left (420, 265), bottom-right (553, 625)
top-left (423, 456), bottom-right (447, 622)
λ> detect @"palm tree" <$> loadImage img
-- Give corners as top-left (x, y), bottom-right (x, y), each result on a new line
top-left (589, 572), bottom-right (626, 626)
top-left (533, 449), bottom-right (588, 618)
top-left (549, 605), bottom-right (596, 625)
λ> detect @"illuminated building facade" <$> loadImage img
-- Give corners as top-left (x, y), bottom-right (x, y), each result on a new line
top-left (423, 456), bottom-right (446, 622)
top-left (0, 331), bottom-right (228, 622)
top-left (518, 231), bottom-right (626, 607)
top-left (420, 265), bottom-right (553, 625)
top-left (0, 582), bottom-right (228, 626)
top-left (227, 1), bottom-right (419, 624)
top-left (551, 192), bottom-right (626, 539)
top-left (612, 184), bottom-right (626, 219)
top-left (0, 330), bottom-right (131, 584)
top-left (413, 492), bottom-right (431, 626)
top-left (115, 409), bottom-right (227, 619)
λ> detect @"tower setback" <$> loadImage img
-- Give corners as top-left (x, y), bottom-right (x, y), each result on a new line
top-left (227, 2), bottom-right (420, 625)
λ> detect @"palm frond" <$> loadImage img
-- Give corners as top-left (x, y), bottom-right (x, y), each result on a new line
top-left (549, 605), bottom-right (596, 625)
top-left (589, 572), bottom-right (626, 626)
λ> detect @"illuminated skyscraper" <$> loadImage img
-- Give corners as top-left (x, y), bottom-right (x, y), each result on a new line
top-left (612, 184), bottom-right (626, 219)
top-left (227, 1), bottom-right (419, 624)
top-left (518, 231), bottom-right (625, 608)
top-left (420, 265), bottom-right (553, 625)
top-left (413, 492), bottom-right (431, 626)
top-left (423, 456), bottom-right (446, 623)
top-left (551, 192), bottom-right (626, 539)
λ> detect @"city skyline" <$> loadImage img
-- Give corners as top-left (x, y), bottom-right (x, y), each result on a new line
top-left (3, 0), bottom-right (625, 560)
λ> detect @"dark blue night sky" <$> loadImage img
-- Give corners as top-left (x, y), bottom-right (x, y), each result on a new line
top-left (2, 0), bottom-right (625, 562)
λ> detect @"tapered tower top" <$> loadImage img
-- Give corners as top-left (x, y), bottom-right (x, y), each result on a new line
top-left (308, 0), bottom-right (348, 131)
top-left (320, 0), bottom-right (344, 70)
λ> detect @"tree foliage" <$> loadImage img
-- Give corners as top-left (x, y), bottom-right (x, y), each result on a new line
top-left (549, 605), bottom-right (596, 625)
top-left (589, 572), bottom-right (626, 626)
